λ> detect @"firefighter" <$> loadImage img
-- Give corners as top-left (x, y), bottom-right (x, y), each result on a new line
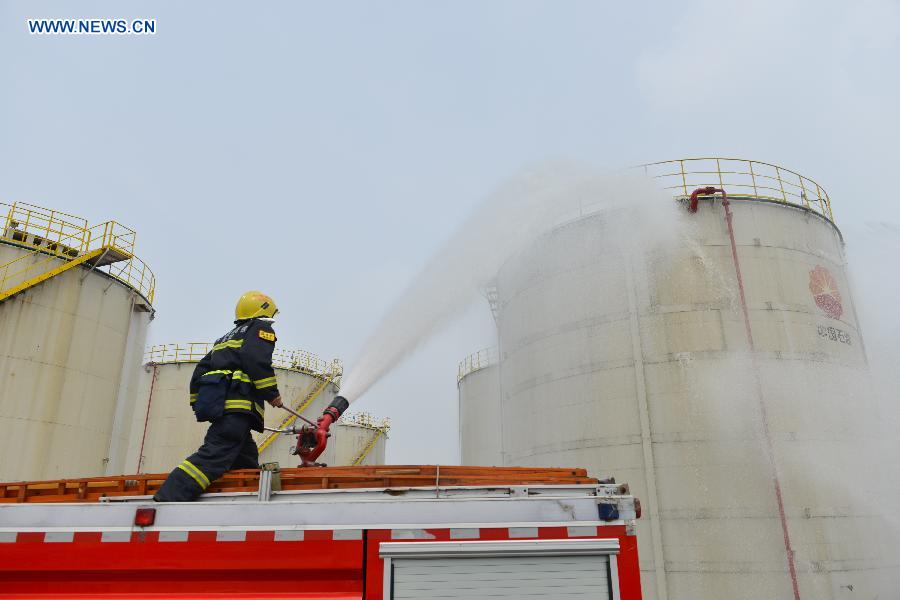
top-left (154, 291), bottom-right (284, 502)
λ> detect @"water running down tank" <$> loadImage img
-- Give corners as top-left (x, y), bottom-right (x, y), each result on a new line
top-left (459, 158), bottom-right (892, 600)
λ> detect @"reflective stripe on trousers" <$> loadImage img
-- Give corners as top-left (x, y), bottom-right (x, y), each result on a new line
top-left (177, 459), bottom-right (210, 489)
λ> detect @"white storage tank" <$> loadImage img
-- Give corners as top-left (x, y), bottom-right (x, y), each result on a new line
top-left (460, 159), bottom-right (891, 600)
top-left (321, 412), bottom-right (389, 467)
top-left (124, 344), bottom-right (388, 472)
top-left (0, 202), bottom-right (154, 481)
top-left (457, 348), bottom-right (501, 466)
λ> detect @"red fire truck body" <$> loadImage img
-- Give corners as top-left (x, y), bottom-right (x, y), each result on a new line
top-left (0, 467), bottom-right (641, 599)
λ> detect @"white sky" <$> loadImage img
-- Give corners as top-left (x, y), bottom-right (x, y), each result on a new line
top-left (2, 1), bottom-right (898, 463)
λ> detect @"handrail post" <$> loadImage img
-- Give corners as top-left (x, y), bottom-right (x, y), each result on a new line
top-left (775, 166), bottom-right (788, 203)
top-left (23, 209), bottom-right (31, 242)
top-left (799, 176), bottom-right (811, 209)
top-left (749, 161), bottom-right (759, 197)
top-left (3, 203), bottom-right (12, 235)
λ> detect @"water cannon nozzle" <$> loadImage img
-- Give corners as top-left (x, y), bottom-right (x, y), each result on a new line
top-left (328, 395), bottom-right (349, 417)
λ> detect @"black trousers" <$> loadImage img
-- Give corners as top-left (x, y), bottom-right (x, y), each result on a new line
top-left (154, 413), bottom-right (259, 502)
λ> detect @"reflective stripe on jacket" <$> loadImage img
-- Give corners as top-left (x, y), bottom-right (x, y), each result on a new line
top-left (189, 318), bottom-right (280, 431)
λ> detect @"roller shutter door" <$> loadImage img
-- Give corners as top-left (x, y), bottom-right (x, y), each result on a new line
top-left (391, 554), bottom-right (611, 599)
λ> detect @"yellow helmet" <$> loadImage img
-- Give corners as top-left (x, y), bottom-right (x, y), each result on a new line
top-left (235, 290), bottom-right (278, 320)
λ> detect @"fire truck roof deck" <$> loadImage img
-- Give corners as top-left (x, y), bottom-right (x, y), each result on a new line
top-left (0, 465), bottom-right (643, 599)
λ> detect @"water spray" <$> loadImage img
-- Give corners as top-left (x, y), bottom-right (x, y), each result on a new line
top-left (339, 168), bottom-right (666, 402)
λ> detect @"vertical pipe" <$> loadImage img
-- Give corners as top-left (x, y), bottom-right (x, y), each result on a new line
top-left (624, 253), bottom-right (669, 600)
top-left (105, 296), bottom-right (146, 476)
top-left (137, 364), bottom-right (159, 474)
top-left (497, 317), bottom-right (508, 467)
top-left (721, 196), bottom-right (802, 600)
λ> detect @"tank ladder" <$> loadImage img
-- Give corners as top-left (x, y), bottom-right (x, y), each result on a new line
top-left (257, 369), bottom-right (339, 454)
top-left (0, 245), bottom-right (131, 303)
top-left (351, 425), bottom-right (389, 466)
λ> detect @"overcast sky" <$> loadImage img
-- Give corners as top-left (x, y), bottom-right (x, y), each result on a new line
top-left (2, 1), bottom-right (898, 463)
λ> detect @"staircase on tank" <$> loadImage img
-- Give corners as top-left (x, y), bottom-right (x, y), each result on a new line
top-left (0, 202), bottom-right (135, 303)
top-left (351, 428), bottom-right (387, 465)
top-left (256, 365), bottom-right (342, 453)
top-left (0, 246), bottom-right (132, 302)
top-left (347, 413), bottom-right (391, 466)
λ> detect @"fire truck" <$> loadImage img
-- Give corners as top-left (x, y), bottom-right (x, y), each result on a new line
top-left (0, 464), bottom-right (642, 599)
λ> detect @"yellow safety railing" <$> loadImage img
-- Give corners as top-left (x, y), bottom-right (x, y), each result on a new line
top-left (145, 343), bottom-right (342, 379)
top-left (638, 158), bottom-right (834, 222)
top-left (0, 202), bottom-right (156, 303)
top-left (457, 347), bottom-right (499, 383)
top-left (145, 343), bottom-right (214, 364)
top-left (341, 412), bottom-right (392, 431)
top-left (105, 253), bottom-right (155, 304)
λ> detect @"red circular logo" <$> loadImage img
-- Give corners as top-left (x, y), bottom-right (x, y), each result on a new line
top-left (809, 265), bottom-right (843, 320)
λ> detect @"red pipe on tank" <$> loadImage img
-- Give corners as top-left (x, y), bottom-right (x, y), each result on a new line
top-left (688, 187), bottom-right (802, 600)
top-left (688, 186), bottom-right (722, 212)
top-left (136, 364), bottom-right (159, 474)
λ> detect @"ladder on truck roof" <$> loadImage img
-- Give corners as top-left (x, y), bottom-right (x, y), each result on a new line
top-left (0, 465), bottom-right (605, 503)
top-left (0, 203), bottom-right (133, 303)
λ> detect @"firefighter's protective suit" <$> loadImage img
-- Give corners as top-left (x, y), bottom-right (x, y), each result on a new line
top-left (154, 316), bottom-right (280, 502)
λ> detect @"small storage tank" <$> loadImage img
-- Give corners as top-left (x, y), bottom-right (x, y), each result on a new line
top-left (0, 202), bottom-right (155, 481)
top-left (124, 344), bottom-right (388, 472)
top-left (457, 348), bottom-right (501, 466)
top-left (460, 159), bottom-right (891, 600)
top-left (321, 412), bottom-right (389, 467)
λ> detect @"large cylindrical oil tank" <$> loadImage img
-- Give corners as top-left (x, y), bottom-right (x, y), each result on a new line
top-left (460, 159), bottom-right (892, 600)
top-left (124, 344), bottom-right (388, 472)
top-left (457, 348), bottom-right (501, 466)
top-left (0, 202), bottom-right (154, 481)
